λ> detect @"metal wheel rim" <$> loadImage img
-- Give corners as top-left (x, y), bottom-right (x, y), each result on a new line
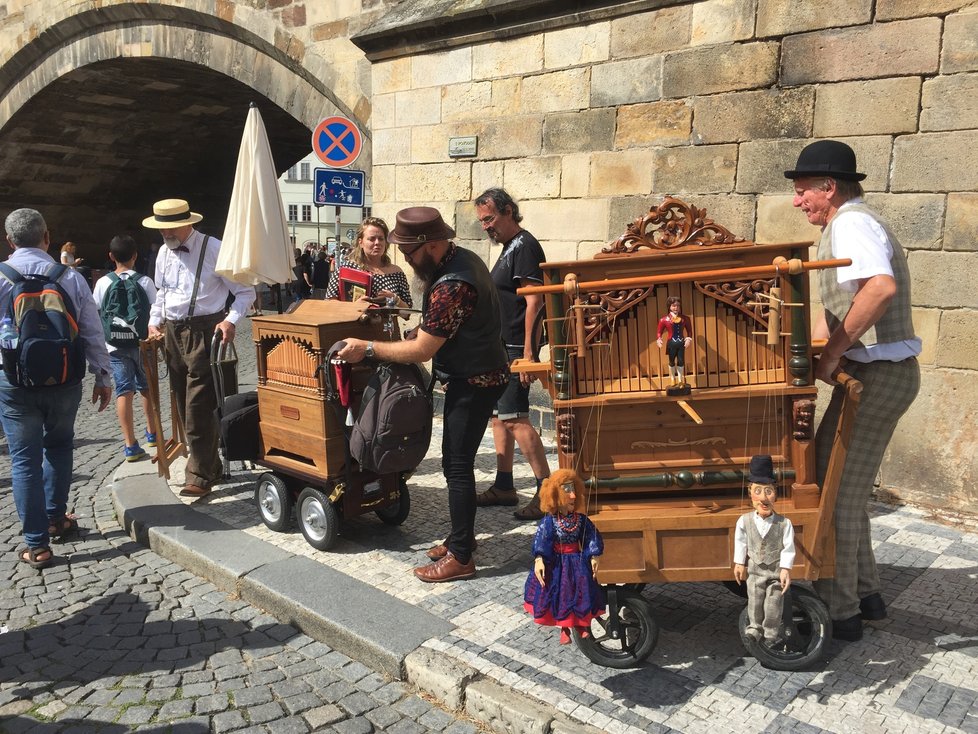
top-left (258, 482), bottom-right (282, 523)
top-left (300, 497), bottom-right (330, 542)
top-left (589, 606), bottom-right (646, 659)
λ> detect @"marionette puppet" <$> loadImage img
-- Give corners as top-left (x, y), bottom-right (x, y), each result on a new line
top-left (523, 469), bottom-right (605, 645)
top-left (656, 296), bottom-right (693, 396)
top-left (733, 455), bottom-right (795, 644)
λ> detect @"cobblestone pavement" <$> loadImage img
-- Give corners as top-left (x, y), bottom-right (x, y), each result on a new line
top-left (6, 315), bottom-right (978, 734)
top-left (0, 316), bottom-right (477, 734)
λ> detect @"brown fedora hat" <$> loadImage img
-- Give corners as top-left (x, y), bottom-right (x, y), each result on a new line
top-left (142, 198), bottom-right (203, 229)
top-left (388, 207), bottom-right (455, 246)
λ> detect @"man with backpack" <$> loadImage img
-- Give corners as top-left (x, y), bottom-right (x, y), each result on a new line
top-left (0, 208), bottom-right (112, 570)
top-left (337, 207), bottom-right (508, 583)
top-left (92, 235), bottom-right (159, 463)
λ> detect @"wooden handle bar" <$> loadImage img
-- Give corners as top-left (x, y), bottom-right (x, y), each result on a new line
top-left (517, 257), bottom-right (852, 297)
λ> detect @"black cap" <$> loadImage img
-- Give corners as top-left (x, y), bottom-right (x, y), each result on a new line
top-left (784, 140), bottom-right (866, 182)
top-left (747, 455), bottom-right (776, 484)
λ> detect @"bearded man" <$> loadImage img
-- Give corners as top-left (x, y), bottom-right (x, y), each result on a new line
top-left (338, 207), bottom-right (508, 583)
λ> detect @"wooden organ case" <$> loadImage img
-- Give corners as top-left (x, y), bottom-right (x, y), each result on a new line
top-left (252, 300), bottom-right (386, 483)
top-left (517, 197), bottom-right (860, 586)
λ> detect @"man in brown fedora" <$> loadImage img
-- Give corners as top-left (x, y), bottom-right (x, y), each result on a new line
top-left (144, 199), bottom-right (255, 497)
top-left (785, 140), bottom-right (920, 641)
top-left (338, 206), bottom-right (508, 583)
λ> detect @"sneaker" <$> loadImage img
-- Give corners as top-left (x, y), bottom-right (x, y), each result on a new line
top-left (144, 430), bottom-right (158, 448)
top-left (124, 443), bottom-right (148, 462)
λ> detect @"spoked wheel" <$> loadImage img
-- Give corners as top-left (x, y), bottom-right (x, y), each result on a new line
top-left (375, 477), bottom-right (411, 526)
top-left (575, 588), bottom-right (658, 669)
top-left (296, 487), bottom-right (340, 551)
top-left (738, 585), bottom-right (832, 671)
top-left (255, 473), bottom-right (294, 532)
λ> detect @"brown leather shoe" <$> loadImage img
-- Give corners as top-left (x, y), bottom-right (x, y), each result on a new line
top-left (426, 536), bottom-right (478, 560)
top-left (414, 552), bottom-right (476, 583)
top-left (514, 493), bottom-right (544, 522)
top-left (179, 483), bottom-right (211, 497)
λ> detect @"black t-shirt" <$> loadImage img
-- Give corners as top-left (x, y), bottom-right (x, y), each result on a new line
top-left (490, 229), bottom-right (545, 347)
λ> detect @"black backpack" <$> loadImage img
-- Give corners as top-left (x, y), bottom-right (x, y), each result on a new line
top-left (0, 262), bottom-right (86, 389)
top-left (100, 272), bottom-right (150, 348)
top-left (351, 360), bottom-right (433, 475)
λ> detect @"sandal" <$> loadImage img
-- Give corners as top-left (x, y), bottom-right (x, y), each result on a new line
top-left (513, 493), bottom-right (544, 521)
top-left (18, 545), bottom-right (53, 570)
top-left (49, 514), bottom-right (79, 538)
top-left (475, 485), bottom-right (519, 507)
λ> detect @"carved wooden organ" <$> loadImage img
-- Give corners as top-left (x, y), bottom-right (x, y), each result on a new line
top-left (517, 197), bottom-right (860, 585)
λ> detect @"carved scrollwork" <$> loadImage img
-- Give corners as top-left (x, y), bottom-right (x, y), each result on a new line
top-left (556, 412), bottom-right (578, 455)
top-left (603, 196), bottom-right (745, 255)
top-left (792, 399), bottom-right (815, 440)
top-left (694, 278), bottom-right (777, 327)
top-left (580, 287), bottom-right (654, 343)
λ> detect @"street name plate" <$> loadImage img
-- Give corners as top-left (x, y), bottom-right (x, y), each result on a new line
top-left (448, 136), bottom-right (478, 158)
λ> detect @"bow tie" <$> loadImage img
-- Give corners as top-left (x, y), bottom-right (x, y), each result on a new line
top-left (174, 245), bottom-right (190, 253)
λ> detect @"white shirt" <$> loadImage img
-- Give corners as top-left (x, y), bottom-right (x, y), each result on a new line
top-left (0, 247), bottom-right (111, 386)
top-left (733, 511), bottom-right (795, 569)
top-left (93, 269), bottom-right (157, 353)
top-left (149, 229), bottom-right (254, 326)
top-left (826, 199), bottom-right (922, 363)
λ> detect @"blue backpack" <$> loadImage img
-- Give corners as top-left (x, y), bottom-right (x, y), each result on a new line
top-left (0, 262), bottom-right (86, 388)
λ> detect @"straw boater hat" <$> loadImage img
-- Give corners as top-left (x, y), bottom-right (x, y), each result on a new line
top-left (142, 199), bottom-right (203, 229)
top-left (387, 207), bottom-right (455, 246)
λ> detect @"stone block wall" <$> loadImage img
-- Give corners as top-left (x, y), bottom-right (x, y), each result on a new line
top-left (362, 0), bottom-right (978, 512)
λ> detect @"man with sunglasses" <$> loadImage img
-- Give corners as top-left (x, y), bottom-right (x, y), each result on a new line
top-left (337, 207), bottom-right (508, 583)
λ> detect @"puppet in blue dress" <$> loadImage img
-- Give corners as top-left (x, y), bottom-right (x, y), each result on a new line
top-left (523, 468), bottom-right (605, 645)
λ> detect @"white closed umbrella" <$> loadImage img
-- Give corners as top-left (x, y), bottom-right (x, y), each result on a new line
top-left (217, 103), bottom-right (293, 286)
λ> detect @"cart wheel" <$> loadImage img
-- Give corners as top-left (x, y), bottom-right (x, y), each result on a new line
top-left (375, 477), bottom-right (411, 526)
top-left (575, 589), bottom-right (658, 669)
top-left (297, 487), bottom-right (340, 551)
top-left (738, 585), bottom-right (832, 671)
top-left (255, 473), bottom-right (293, 532)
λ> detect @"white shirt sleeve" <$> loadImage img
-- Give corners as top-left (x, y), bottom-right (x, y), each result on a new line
top-left (830, 208), bottom-right (894, 292)
top-left (780, 518), bottom-right (795, 569)
top-left (734, 514), bottom-right (748, 565)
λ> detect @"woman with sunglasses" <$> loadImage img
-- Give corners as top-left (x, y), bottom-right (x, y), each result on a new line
top-left (325, 217), bottom-right (413, 307)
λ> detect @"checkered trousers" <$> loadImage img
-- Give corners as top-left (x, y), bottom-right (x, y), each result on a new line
top-left (813, 357), bottom-right (920, 620)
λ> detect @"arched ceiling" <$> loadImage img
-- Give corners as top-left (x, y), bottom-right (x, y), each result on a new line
top-left (0, 57), bottom-right (311, 250)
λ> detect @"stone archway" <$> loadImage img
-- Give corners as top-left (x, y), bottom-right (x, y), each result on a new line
top-left (0, 5), bottom-right (368, 259)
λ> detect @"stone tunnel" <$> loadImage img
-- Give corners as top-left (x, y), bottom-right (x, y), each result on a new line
top-left (0, 2), bottom-right (367, 262)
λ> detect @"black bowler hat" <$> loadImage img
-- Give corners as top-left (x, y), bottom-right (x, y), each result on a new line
top-left (784, 140), bottom-right (866, 182)
top-left (747, 455), bottom-right (776, 484)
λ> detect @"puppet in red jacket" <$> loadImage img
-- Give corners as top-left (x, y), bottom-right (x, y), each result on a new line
top-left (656, 296), bottom-right (693, 393)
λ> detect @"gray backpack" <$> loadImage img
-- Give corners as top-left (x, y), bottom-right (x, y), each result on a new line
top-left (342, 356), bottom-right (433, 475)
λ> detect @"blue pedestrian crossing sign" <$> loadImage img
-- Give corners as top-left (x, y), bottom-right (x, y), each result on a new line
top-left (315, 168), bottom-right (364, 207)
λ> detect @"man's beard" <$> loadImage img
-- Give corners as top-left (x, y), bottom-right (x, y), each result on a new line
top-left (163, 235), bottom-right (183, 250)
top-left (408, 255), bottom-right (439, 294)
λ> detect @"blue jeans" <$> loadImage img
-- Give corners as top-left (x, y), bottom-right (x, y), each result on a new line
top-left (442, 379), bottom-right (506, 564)
top-left (0, 372), bottom-right (82, 548)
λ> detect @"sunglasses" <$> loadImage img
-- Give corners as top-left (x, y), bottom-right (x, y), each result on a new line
top-left (398, 242), bottom-right (427, 259)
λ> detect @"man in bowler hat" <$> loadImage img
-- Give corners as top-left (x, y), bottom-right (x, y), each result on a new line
top-left (786, 140), bottom-right (920, 641)
top-left (338, 207), bottom-right (508, 583)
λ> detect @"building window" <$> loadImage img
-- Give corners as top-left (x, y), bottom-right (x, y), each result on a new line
top-left (287, 166), bottom-right (298, 181)
top-left (300, 162), bottom-right (311, 181)
top-left (302, 205), bottom-right (312, 222)
top-left (363, 206), bottom-right (372, 219)
top-left (288, 204), bottom-right (298, 222)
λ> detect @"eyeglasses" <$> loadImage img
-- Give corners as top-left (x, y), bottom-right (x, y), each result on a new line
top-left (397, 242), bottom-right (427, 259)
top-left (477, 213), bottom-right (497, 228)
top-left (561, 482), bottom-right (576, 495)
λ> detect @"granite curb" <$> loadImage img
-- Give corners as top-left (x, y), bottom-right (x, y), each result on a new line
top-left (107, 460), bottom-right (604, 734)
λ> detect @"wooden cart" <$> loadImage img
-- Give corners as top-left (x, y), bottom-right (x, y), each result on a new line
top-left (250, 299), bottom-right (411, 551)
top-left (514, 197), bottom-right (862, 669)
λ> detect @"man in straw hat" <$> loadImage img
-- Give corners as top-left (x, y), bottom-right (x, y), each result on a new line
top-left (143, 199), bottom-right (255, 498)
top-left (785, 140), bottom-right (920, 641)
top-left (337, 206), bottom-right (508, 583)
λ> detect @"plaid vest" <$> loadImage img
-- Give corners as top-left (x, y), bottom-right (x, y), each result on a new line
top-left (745, 512), bottom-right (787, 571)
top-left (816, 203), bottom-right (915, 349)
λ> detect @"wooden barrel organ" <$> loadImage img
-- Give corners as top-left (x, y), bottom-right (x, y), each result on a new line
top-left (515, 197), bottom-right (862, 586)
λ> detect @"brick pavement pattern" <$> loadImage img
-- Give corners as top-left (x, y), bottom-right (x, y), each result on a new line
top-left (4, 318), bottom-right (978, 733)
top-left (0, 319), bottom-right (476, 734)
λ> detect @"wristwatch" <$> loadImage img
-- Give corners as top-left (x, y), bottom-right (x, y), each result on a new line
top-left (364, 341), bottom-right (375, 359)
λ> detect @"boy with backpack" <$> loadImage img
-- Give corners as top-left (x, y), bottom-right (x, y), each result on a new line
top-left (92, 235), bottom-right (158, 461)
